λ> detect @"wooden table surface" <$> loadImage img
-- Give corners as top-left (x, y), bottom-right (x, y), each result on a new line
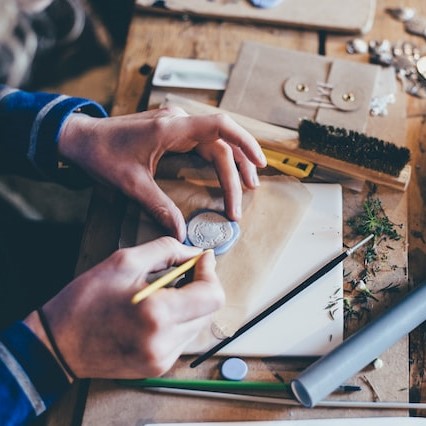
top-left (46, 1), bottom-right (426, 424)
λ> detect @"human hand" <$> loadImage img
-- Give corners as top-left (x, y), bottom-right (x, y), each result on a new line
top-left (25, 237), bottom-right (224, 379)
top-left (58, 107), bottom-right (267, 241)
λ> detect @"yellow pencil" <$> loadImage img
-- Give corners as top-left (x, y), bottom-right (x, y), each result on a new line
top-left (131, 249), bottom-right (212, 304)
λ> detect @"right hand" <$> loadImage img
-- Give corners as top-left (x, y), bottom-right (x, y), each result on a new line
top-left (58, 107), bottom-right (266, 241)
top-left (26, 237), bottom-right (224, 379)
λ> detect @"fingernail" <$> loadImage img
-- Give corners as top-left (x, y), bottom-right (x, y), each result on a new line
top-left (159, 209), bottom-right (186, 241)
top-left (259, 150), bottom-right (267, 167)
top-left (205, 249), bottom-right (217, 265)
top-left (252, 173), bottom-right (260, 187)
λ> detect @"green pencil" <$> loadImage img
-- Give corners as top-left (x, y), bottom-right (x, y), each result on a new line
top-left (117, 378), bottom-right (290, 392)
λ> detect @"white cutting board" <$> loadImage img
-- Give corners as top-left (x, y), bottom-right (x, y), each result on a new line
top-left (184, 183), bottom-right (343, 357)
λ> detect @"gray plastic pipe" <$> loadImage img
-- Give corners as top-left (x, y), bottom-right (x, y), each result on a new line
top-left (291, 283), bottom-right (426, 407)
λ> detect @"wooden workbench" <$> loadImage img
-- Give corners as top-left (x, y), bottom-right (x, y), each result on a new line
top-left (46, 0), bottom-right (426, 424)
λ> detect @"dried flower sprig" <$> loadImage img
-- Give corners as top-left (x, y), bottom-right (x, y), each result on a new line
top-left (343, 297), bottom-right (360, 322)
top-left (343, 277), bottom-right (382, 325)
top-left (355, 279), bottom-right (379, 302)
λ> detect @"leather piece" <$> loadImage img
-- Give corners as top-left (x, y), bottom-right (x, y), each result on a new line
top-left (220, 41), bottom-right (380, 132)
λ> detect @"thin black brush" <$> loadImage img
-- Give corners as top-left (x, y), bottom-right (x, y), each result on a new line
top-left (298, 119), bottom-right (410, 177)
top-left (190, 234), bottom-right (374, 368)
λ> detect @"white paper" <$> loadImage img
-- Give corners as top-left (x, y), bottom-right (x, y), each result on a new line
top-left (153, 57), bottom-right (231, 90)
top-left (185, 183), bottom-right (344, 357)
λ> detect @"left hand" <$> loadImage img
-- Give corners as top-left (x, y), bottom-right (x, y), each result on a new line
top-left (58, 106), bottom-right (266, 241)
top-left (25, 237), bottom-right (225, 379)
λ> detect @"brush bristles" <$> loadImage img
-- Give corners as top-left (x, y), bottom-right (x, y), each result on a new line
top-left (298, 120), bottom-right (410, 177)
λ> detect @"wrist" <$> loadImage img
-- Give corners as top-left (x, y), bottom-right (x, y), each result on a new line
top-left (57, 111), bottom-right (96, 165)
top-left (24, 311), bottom-right (75, 384)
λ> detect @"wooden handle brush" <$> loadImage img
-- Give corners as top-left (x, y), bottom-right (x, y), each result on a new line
top-left (162, 94), bottom-right (411, 191)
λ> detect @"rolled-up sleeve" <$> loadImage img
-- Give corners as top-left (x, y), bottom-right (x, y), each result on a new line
top-left (0, 84), bottom-right (108, 187)
top-left (0, 322), bottom-right (70, 425)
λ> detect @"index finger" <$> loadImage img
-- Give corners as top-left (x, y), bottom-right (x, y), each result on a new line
top-left (185, 114), bottom-right (267, 168)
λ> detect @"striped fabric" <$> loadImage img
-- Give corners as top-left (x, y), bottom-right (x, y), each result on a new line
top-left (0, 341), bottom-right (46, 416)
top-left (0, 322), bottom-right (71, 424)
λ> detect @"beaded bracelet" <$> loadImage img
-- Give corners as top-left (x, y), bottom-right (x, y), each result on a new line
top-left (36, 307), bottom-right (76, 381)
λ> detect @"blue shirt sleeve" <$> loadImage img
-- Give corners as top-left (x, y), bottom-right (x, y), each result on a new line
top-left (0, 85), bottom-right (109, 423)
top-left (0, 84), bottom-right (108, 187)
top-left (0, 322), bottom-right (70, 425)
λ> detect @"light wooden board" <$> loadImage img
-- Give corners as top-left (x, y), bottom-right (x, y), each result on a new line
top-left (136, 0), bottom-right (376, 35)
top-left (46, 5), bottom-right (415, 424)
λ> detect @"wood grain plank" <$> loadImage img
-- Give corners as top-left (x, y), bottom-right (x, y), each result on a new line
top-left (83, 9), bottom-right (412, 423)
top-left (48, 2), bottom-right (426, 423)
top-left (326, 0), bottom-right (426, 416)
top-left (407, 116), bottom-right (426, 416)
top-left (112, 12), bottom-right (318, 118)
top-left (47, 12), bottom-right (319, 426)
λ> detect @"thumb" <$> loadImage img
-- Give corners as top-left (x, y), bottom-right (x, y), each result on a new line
top-left (134, 178), bottom-right (187, 241)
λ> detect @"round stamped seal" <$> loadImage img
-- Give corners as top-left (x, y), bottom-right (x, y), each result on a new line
top-left (185, 209), bottom-right (240, 255)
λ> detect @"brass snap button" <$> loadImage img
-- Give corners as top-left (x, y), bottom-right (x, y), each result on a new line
top-left (283, 76), bottom-right (317, 103)
top-left (330, 84), bottom-right (364, 111)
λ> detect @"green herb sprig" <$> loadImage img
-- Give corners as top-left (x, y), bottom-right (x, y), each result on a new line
top-left (347, 197), bottom-right (400, 240)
